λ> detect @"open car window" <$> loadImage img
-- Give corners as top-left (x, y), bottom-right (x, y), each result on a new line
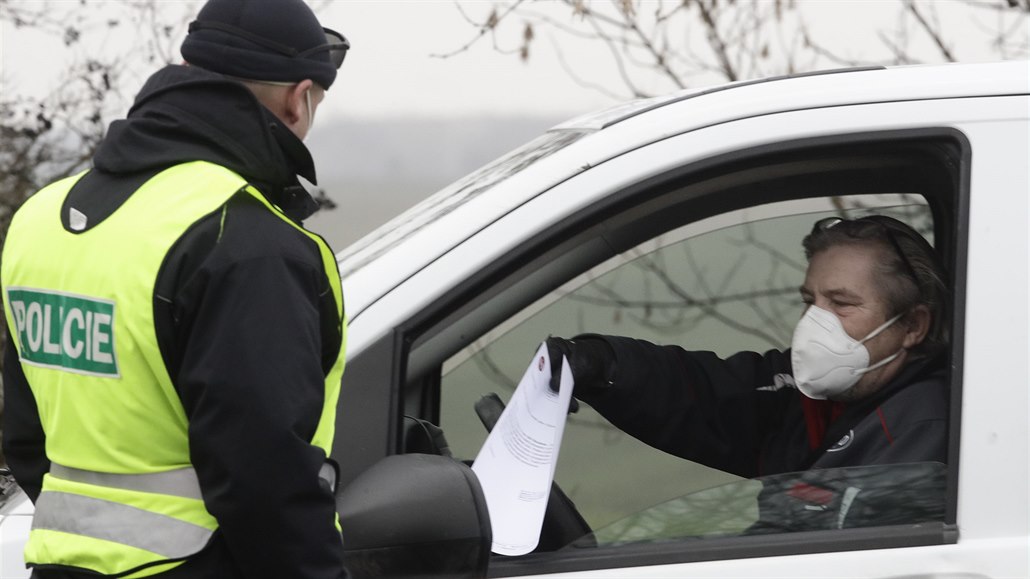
top-left (439, 194), bottom-right (934, 532)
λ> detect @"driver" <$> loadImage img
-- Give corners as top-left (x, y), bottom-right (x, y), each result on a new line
top-left (546, 215), bottom-right (949, 477)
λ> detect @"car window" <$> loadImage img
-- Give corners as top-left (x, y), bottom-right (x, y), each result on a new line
top-left (439, 194), bottom-right (933, 534)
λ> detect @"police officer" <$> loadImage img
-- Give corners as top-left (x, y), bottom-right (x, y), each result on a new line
top-left (1, 0), bottom-right (350, 577)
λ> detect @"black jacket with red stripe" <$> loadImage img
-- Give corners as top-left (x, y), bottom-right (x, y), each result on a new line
top-left (578, 335), bottom-right (948, 478)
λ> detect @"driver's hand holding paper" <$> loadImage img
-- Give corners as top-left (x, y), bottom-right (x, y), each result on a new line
top-left (471, 342), bottom-right (575, 556)
top-left (544, 335), bottom-right (616, 397)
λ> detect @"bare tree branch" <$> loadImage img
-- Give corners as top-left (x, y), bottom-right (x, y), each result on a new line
top-left (549, 35), bottom-right (633, 101)
top-left (905, 0), bottom-right (956, 61)
top-left (447, 0), bottom-right (1026, 102)
top-left (655, 0), bottom-right (689, 25)
top-left (518, 6), bottom-right (643, 44)
top-left (636, 255), bottom-right (784, 347)
top-left (583, 8), bottom-right (649, 98)
top-left (877, 28), bottom-right (922, 65)
top-left (694, 0), bottom-right (739, 81)
top-left (431, 0), bottom-right (529, 58)
top-left (615, 0), bottom-right (687, 89)
top-left (959, 0), bottom-right (1030, 12)
top-left (976, 3), bottom-right (1030, 58)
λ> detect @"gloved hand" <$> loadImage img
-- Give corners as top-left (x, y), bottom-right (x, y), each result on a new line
top-left (545, 336), bottom-right (615, 397)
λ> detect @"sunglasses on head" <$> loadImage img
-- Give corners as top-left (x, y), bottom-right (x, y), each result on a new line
top-left (188, 20), bottom-right (349, 69)
top-left (813, 215), bottom-right (922, 284)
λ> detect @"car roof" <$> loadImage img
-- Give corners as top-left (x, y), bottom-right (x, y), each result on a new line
top-left (338, 61), bottom-right (1029, 321)
top-left (552, 66), bottom-right (888, 131)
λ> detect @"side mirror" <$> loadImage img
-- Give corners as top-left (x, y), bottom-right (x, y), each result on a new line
top-left (338, 454), bottom-right (492, 578)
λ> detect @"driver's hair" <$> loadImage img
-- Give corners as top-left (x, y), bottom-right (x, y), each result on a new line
top-left (802, 216), bottom-right (949, 360)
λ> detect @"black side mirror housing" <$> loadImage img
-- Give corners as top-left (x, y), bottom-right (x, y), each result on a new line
top-left (337, 453), bottom-right (492, 578)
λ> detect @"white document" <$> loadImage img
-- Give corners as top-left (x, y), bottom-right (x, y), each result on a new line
top-left (471, 342), bottom-right (574, 556)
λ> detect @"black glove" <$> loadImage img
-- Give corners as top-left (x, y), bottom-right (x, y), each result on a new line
top-left (545, 336), bottom-right (615, 397)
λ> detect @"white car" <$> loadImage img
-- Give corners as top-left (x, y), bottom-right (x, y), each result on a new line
top-left (2, 60), bottom-right (1028, 578)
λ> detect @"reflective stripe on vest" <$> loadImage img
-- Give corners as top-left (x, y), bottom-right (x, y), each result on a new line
top-left (1, 162), bottom-right (346, 576)
top-left (36, 463), bottom-right (339, 559)
top-left (32, 492), bottom-right (212, 559)
top-left (49, 462), bottom-right (336, 501)
top-left (50, 464), bottom-right (203, 500)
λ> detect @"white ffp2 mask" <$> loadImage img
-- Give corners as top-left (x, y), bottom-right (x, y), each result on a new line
top-left (790, 305), bottom-right (904, 400)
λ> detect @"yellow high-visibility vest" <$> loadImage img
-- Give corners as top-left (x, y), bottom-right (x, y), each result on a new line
top-left (1, 161), bottom-right (346, 577)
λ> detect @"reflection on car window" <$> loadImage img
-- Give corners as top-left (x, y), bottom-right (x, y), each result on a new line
top-left (337, 130), bottom-right (589, 278)
top-left (572, 462), bottom-right (946, 548)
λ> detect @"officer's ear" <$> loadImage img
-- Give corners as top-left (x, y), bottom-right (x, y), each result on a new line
top-left (283, 79), bottom-right (313, 124)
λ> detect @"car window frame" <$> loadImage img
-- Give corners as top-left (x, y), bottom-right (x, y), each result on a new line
top-left (337, 126), bottom-right (971, 576)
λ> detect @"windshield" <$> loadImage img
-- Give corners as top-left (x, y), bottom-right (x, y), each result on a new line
top-left (569, 462), bottom-right (946, 548)
top-left (336, 129), bottom-right (588, 279)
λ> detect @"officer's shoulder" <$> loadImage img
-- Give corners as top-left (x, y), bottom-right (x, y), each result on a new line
top-left (213, 191), bottom-right (324, 265)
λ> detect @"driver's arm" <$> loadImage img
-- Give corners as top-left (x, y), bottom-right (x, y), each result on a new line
top-left (556, 334), bottom-right (794, 478)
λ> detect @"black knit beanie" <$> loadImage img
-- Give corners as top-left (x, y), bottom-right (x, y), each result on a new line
top-left (181, 0), bottom-right (343, 89)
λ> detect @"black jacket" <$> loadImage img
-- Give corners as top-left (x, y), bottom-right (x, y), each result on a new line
top-left (2, 65), bottom-right (347, 579)
top-left (579, 335), bottom-right (948, 478)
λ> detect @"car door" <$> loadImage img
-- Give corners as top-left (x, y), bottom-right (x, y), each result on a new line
top-left (339, 92), bottom-right (1028, 577)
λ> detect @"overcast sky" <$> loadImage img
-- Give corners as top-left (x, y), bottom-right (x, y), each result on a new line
top-left (3, 1), bottom-right (1023, 126)
top-left (1, 1), bottom-right (619, 123)
top-left (254, 0), bottom-right (1027, 123)
top-left (318, 1), bottom-right (619, 120)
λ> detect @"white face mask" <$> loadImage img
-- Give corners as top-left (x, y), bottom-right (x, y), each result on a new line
top-left (790, 305), bottom-right (904, 400)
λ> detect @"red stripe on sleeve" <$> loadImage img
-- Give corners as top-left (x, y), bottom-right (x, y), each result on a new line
top-left (876, 406), bottom-right (894, 445)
